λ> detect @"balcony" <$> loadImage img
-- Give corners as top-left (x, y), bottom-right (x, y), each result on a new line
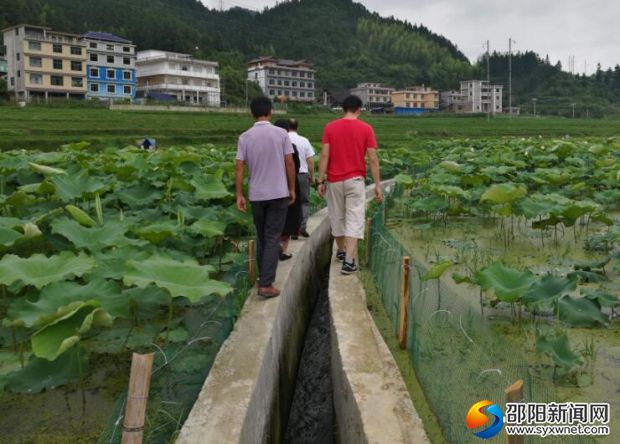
top-left (25, 32), bottom-right (81, 45)
top-left (139, 67), bottom-right (219, 81)
top-left (137, 83), bottom-right (220, 93)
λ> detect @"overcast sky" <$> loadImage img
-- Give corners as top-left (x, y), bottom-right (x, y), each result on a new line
top-left (202, 0), bottom-right (619, 72)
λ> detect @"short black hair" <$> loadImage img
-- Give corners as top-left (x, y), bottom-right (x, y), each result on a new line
top-left (288, 118), bottom-right (299, 130)
top-left (342, 95), bottom-right (363, 113)
top-left (250, 96), bottom-right (272, 118)
top-left (274, 119), bottom-right (290, 131)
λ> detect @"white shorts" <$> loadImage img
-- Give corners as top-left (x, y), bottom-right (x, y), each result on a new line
top-left (326, 177), bottom-right (366, 239)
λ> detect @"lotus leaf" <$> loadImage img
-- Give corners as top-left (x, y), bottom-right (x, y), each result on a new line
top-left (51, 172), bottom-right (107, 201)
top-left (411, 196), bottom-right (449, 213)
top-left (190, 175), bottom-right (230, 201)
top-left (536, 330), bottom-right (583, 369)
top-left (522, 274), bottom-right (577, 308)
top-left (480, 183), bottom-right (527, 205)
top-left (51, 218), bottom-right (144, 251)
top-left (190, 219), bottom-right (227, 238)
top-left (422, 260), bottom-right (452, 281)
top-left (0, 228), bottom-right (22, 247)
top-left (137, 221), bottom-right (179, 244)
top-left (117, 184), bottom-right (164, 207)
top-left (124, 256), bottom-right (232, 302)
top-left (581, 289), bottom-right (620, 308)
top-left (0, 252), bottom-right (95, 289)
top-left (394, 174), bottom-right (414, 186)
top-left (438, 160), bottom-right (464, 173)
top-left (557, 296), bottom-right (609, 327)
top-left (475, 262), bottom-right (535, 303)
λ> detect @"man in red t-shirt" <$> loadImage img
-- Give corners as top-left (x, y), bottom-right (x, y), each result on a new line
top-left (318, 95), bottom-right (383, 275)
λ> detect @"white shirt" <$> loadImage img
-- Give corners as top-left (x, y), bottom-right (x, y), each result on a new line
top-left (289, 131), bottom-right (315, 174)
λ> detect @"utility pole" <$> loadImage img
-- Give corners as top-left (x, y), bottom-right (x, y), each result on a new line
top-left (572, 103), bottom-right (576, 118)
top-left (532, 98), bottom-right (537, 117)
top-left (485, 40), bottom-right (490, 120)
top-left (509, 38), bottom-right (515, 118)
top-left (219, 0), bottom-right (223, 12)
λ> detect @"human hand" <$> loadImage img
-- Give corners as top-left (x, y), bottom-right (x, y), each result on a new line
top-left (318, 183), bottom-right (327, 198)
top-left (288, 189), bottom-right (296, 205)
top-left (237, 195), bottom-right (247, 212)
top-left (375, 185), bottom-right (384, 203)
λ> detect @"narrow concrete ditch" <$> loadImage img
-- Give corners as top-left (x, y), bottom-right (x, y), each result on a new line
top-left (284, 263), bottom-right (336, 444)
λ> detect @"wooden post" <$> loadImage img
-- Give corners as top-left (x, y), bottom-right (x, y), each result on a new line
top-left (122, 353), bottom-right (155, 444)
top-left (248, 239), bottom-right (256, 284)
top-left (365, 218), bottom-right (372, 266)
top-left (398, 256), bottom-right (411, 349)
top-left (505, 379), bottom-right (524, 444)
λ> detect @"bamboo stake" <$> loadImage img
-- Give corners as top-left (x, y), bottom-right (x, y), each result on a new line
top-left (248, 239), bottom-right (256, 284)
top-left (365, 218), bottom-right (372, 266)
top-left (505, 379), bottom-right (524, 444)
top-left (122, 353), bottom-right (155, 444)
top-left (398, 256), bottom-right (411, 349)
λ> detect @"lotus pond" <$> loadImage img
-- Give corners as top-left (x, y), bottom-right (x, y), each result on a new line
top-left (382, 137), bottom-right (620, 441)
top-left (0, 143), bottom-right (254, 442)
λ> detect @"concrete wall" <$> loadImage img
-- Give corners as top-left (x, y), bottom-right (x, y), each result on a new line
top-left (109, 104), bottom-right (286, 114)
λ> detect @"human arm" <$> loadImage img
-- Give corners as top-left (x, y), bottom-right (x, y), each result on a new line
top-left (285, 153), bottom-right (296, 205)
top-left (317, 143), bottom-right (330, 198)
top-left (367, 148), bottom-right (383, 203)
top-left (235, 160), bottom-right (247, 212)
top-left (307, 156), bottom-right (315, 183)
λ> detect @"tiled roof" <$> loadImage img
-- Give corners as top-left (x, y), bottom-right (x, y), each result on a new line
top-left (83, 31), bottom-right (132, 44)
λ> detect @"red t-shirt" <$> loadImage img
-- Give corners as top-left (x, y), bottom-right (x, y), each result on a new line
top-left (321, 118), bottom-right (378, 183)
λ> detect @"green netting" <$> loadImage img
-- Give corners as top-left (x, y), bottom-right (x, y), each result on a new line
top-left (98, 255), bottom-right (251, 444)
top-left (367, 187), bottom-right (592, 444)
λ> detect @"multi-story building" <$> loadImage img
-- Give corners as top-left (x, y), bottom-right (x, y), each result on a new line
top-left (350, 83), bottom-right (394, 107)
top-left (83, 31), bottom-right (136, 101)
top-left (2, 24), bottom-right (87, 102)
top-left (136, 50), bottom-right (220, 106)
top-left (391, 85), bottom-right (439, 110)
top-left (0, 57), bottom-right (7, 79)
top-left (459, 80), bottom-right (503, 114)
top-left (440, 90), bottom-right (461, 112)
top-left (247, 56), bottom-right (316, 102)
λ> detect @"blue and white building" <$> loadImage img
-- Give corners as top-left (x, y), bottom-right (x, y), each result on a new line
top-left (82, 31), bottom-right (136, 101)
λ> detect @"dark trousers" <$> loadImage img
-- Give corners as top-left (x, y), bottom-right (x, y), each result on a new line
top-left (251, 197), bottom-right (289, 287)
top-left (298, 173), bottom-right (311, 230)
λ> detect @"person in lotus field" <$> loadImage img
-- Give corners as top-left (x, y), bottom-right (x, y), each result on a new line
top-left (235, 97), bottom-right (296, 298)
top-left (318, 95), bottom-right (383, 275)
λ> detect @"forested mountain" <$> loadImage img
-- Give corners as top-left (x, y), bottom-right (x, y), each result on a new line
top-left (1, 0), bottom-right (619, 114)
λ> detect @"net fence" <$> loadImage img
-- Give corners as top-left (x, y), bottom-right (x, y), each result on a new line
top-left (366, 186), bottom-right (592, 444)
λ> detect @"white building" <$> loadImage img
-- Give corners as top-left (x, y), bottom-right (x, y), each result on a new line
top-left (350, 83), bottom-right (394, 107)
top-left (136, 50), bottom-right (220, 106)
top-left (439, 90), bottom-right (461, 112)
top-left (459, 80), bottom-right (503, 114)
top-left (247, 56), bottom-right (316, 102)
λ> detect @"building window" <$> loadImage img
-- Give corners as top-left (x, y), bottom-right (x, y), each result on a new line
top-left (123, 46), bottom-right (131, 53)
top-left (269, 79), bottom-right (275, 85)
top-left (269, 69), bottom-right (275, 75)
top-left (16, 53), bottom-right (20, 61)
top-left (106, 44), bottom-right (114, 51)
top-left (71, 61), bottom-right (82, 71)
top-left (29, 57), bottom-right (42, 68)
top-left (277, 90), bottom-right (282, 96)
top-left (284, 81), bottom-right (289, 86)
top-left (10, 77), bottom-right (14, 86)
top-left (300, 92), bottom-right (305, 97)
top-left (292, 71), bottom-right (297, 77)
top-left (181, 65), bottom-right (188, 71)
top-left (51, 75), bottom-right (64, 86)
top-left (28, 41), bottom-right (41, 51)
top-left (90, 53), bottom-right (98, 62)
top-left (71, 77), bottom-right (83, 87)
top-left (71, 46), bottom-right (82, 55)
top-left (30, 74), bottom-right (43, 84)
top-left (269, 90), bottom-right (275, 95)
top-left (53, 59), bottom-right (63, 70)
top-left (90, 42), bottom-right (97, 49)
top-left (90, 83), bottom-right (100, 93)
top-left (107, 55), bottom-right (114, 64)
top-left (124, 85), bottom-right (132, 95)
top-left (90, 68), bottom-right (99, 77)
top-left (292, 91), bottom-right (297, 97)
top-left (308, 92), bottom-right (313, 98)
top-left (107, 70), bottom-right (115, 79)
top-left (123, 57), bottom-right (130, 65)
top-left (107, 84), bottom-right (116, 94)
top-left (277, 80), bottom-right (282, 86)
top-left (300, 82), bottom-right (305, 88)
top-left (53, 44), bottom-right (62, 53)
top-left (299, 72), bottom-right (305, 78)
top-left (308, 82), bottom-right (313, 89)
top-left (123, 71), bottom-right (132, 80)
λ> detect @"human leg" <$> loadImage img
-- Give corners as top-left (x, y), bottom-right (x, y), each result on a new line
top-left (298, 173), bottom-right (311, 232)
top-left (327, 181), bottom-right (347, 260)
top-left (259, 198), bottom-right (289, 287)
top-left (251, 200), bottom-right (267, 277)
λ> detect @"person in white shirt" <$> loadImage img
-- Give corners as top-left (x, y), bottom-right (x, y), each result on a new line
top-left (288, 118), bottom-right (315, 237)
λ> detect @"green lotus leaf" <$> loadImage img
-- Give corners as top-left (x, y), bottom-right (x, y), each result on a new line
top-left (18, 182), bottom-right (43, 194)
top-left (411, 196), bottom-right (448, 213)
top-left (591, 213), bottom-right (613, 226)
top-left (158, 327), bottom-right (189, 343)
top-left (117, 184), bottom-right (164, 207)
top-left (51, 218), bottom-right (144, 251)
top-left (573, 258), bottom-right (610, 271)
top-left (89, 247), bottom-right (151, 280)
top-left (581, 289), bottom-right (620, 308)
top-left (394, 174), bottom-right (414, 186)
top-left (557, 296), bottom-right (609, 327)
top-left (549, 141), bottom-right (576, 157)
top-left (566, 270), bottom-right (609, 283)
top-left (431, 185), bottom-right (470, 200)
top-left (461, 174), bottom-right (489, 186)
top-left (475, 262), bottom-right (536, 303)
top-left (452, 272), bottom-right (473, 284)
top-left (0, 228), bottom-right (22, 247)
top-left (588, 144), bottom-right (609, 155)
top-left (438, 160), bottom-right (463, 173)
top-left (65, 205), bottom-right (97, 227)
top-left (561, 201), bottom-right (598, 226)
top-left (83, 325), bottom-right (158, 354)
top-left (51, 172), bottom-right (107, 201)
top-left (514, 197), bottom-right (550, 219)
top-left (60, 141), bottom-right (91, 151)
top-left (136, 221), bottom-right (179, 244)
top-left (5, 279), bottom-right (126, 328)
top-left (29, 162), bottom-right (67, 176)
top-left (422, 260), bottom-right (452, 281)
top-left (532, 215), bottom-right (563, 230)
top-left (480, 183), bottom-right (527, 205)
top-left (0, 348), bottom-right (88, 394)
top-left (124, 255), bottom-right (232, 302)
top-left (0, 217), bottom-right (23, 229)
top-left (522, 274), bottom-right (577, 308)
top-left (536, 330), bottom-right (583, 370)
top-left (31, 302), bottom-right (113, 360)
top-left (190, 219), bottom-right (227, 238)
top-left (190, 175), bottom-right (231, 201)
top-left (0, 252), bottom-right (95, 289)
